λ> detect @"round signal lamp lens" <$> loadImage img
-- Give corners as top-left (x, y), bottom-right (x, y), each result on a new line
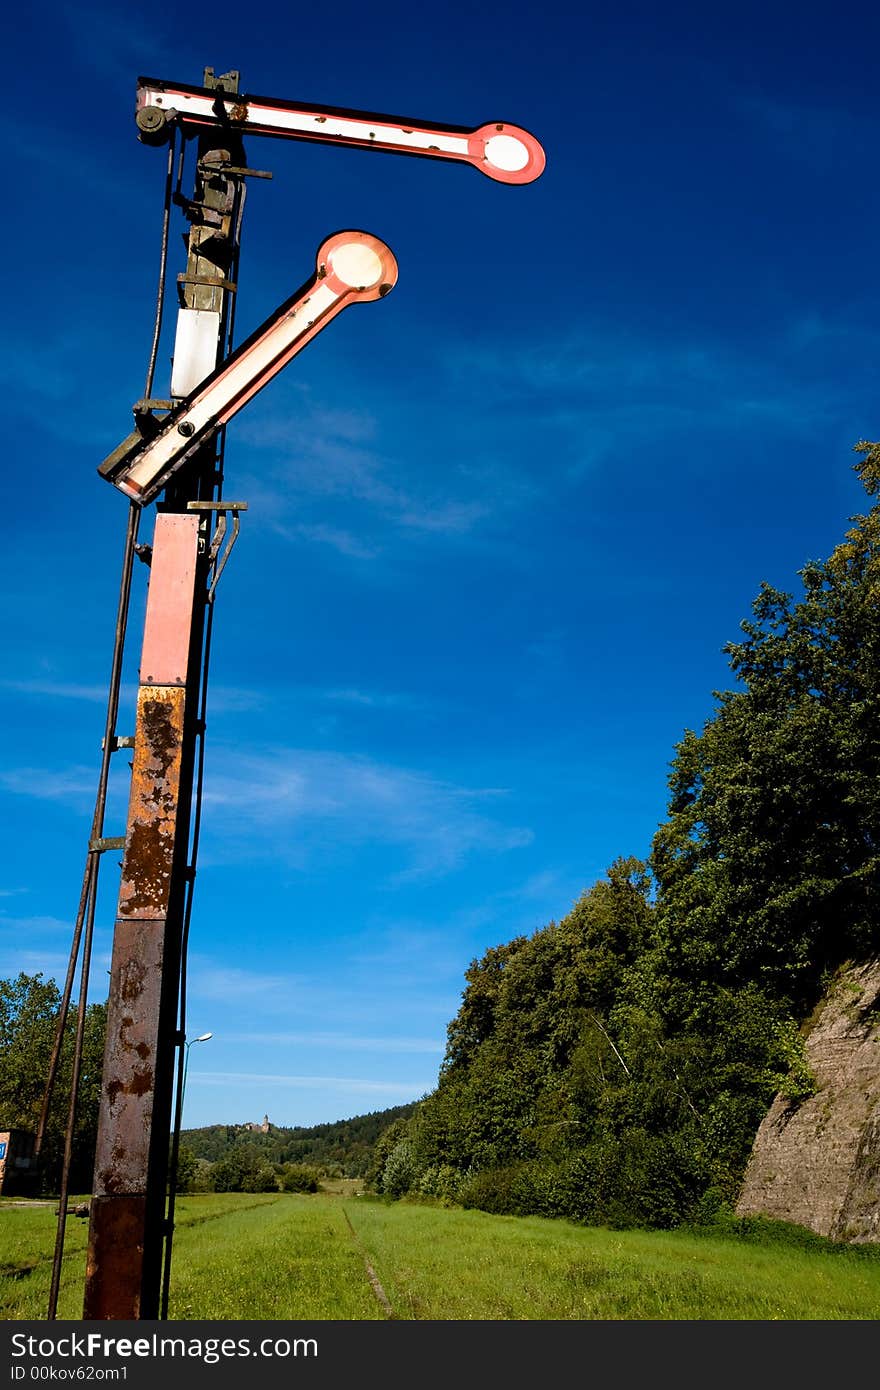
top-left (484, 134), bottom-right (530, 172)
top-left (331, 242), bottom-right (385, 289)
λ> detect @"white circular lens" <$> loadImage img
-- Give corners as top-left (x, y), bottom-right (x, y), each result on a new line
top-left (331, 242), bottom-right (384, 288)
top-left (484, 134), bottom-right (529, 172)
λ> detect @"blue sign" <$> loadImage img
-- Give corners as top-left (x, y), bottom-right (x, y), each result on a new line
top-left (0, 1142), bottom-right (7, 1160)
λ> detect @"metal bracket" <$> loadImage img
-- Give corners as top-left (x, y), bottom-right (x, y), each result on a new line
top-left (186, 501), bottom-right (247, 601)
top-left (176, 272), bottom-right (237, 307)
top-left (197, 158), bottom-right (273, 181)
top-left (203, 68), bottom-right (240, 94)
top-left (177, 272), bottom-right (237, 291)
top-left (89, 836), bottom-right (126, 853)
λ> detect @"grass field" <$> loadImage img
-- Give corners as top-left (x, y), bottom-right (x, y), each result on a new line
top-left (2, 1193), bottom-right (879, 1321)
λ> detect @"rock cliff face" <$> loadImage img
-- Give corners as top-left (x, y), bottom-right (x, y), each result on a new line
top-left (735, 958), bottom-right (880, 1242)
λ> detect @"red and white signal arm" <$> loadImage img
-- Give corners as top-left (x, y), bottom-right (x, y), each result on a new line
top-left (99, 232), bottom-right (398, 504)
top-left (136, 77), bottom-right (546, 185)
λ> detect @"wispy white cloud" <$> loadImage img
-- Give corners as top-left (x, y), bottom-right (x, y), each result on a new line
top-left (428, 312), bottom-right (880, 503)
top-left (0, 914), bottom-right (74, 936)
top-left (0, 950), bottom-right (72, 978)
top-left (60, 6), bottom-right (167, 79)
top-left (237, 393), bottom-right (492, 543)
top-left (0, 678), bottom-right (117, 703)
top-left (284, 522), bottom-right (380, 559)
top-left (0, 765), bottom-right (100, 807)
top-left (222, 1031), bottom-right (443, 1054)
top-left (189, 965), bottom-right (312, 1005)
top-left (0, 946), bottom-right (112, 992)
top-left (200, 746), bottom-right (532, 878)
top-left (192, 1071), bottom-right (430, 1095)
top-left (322, 687), bottom-right (427, 711)
top-left (726, 84), bottom-right (872, 170)
top-left (237, 308), bottom-right (877, 562)
top-left (448, 328), bottom-right (852, 432)
top-left (183, 950), bottom-right (458, 1027)
top-left (0, 678), bottom-right (262, 714)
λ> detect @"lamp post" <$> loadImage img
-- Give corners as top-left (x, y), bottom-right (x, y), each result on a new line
top-left (181, 1033), bottom-right (213, 1125)
top-left (158, 1030), bottom-right (212, 1318)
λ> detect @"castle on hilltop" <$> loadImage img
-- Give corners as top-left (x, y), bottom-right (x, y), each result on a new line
top-left (242, 1114), bottom-right (270, 1133)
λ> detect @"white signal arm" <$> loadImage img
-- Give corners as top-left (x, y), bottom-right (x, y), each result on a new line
top-left (136, 76), bottom-right (545, 185)
top-left (99, 231), bottom-right (398, 505)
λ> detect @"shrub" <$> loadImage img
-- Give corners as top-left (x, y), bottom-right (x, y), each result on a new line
top-left (279, 1163), bottom-right (320, 1193)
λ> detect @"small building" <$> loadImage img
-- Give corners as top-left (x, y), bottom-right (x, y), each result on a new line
top-left (0, 1129), bottom-right (37, 1197)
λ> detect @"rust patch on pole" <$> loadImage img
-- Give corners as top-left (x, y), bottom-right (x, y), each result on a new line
top-left (117, 688), bottom-right (185, 918)
top-left (85, 1196), bottom-right (147, 1320)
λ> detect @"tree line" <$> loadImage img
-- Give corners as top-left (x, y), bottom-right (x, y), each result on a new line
top-left (176, 1106), bottom-right (418, 1192)
top-left (368, 446), bottom-right (880, 1227)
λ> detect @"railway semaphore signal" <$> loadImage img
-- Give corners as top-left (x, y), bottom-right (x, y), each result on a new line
top-left (39, 65), bottom-right (544, 1322)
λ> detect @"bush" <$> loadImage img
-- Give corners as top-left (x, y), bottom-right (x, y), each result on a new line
top-left (242, 1163), bottom-right (278, 1193)
top-left (458, 1163), bottom-right (535, 1215)
top-left (211, 1146), bottom-right (278, 1193)
top-left (456, 1130), bottom-right (710, 1229)
top-left (416, 1164), bottom-right (462, 1204)
top-left (279, 1163), bottom-right (320, 1193)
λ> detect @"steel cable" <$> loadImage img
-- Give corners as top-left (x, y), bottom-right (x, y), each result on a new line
top-left (144, 131), bottom-right (178, 400)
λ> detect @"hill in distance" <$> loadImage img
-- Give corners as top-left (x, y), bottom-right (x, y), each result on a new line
top-left (181, 1102), bottom-right (418, 1178)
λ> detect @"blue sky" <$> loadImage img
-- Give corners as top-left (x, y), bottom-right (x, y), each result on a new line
top-left (3, 0), bottom-right (879, 1128)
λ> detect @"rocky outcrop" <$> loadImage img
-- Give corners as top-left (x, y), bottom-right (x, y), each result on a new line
top-left (735, 958), bottom-right (880, 1242)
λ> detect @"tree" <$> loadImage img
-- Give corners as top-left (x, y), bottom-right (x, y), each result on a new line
top-left (174, 1145), bottom-right (199, 1193)
top-left (210, 1145), bottom-right (278, 1192)
top-left (0, 973), bottom-right (61, 1129)
top-left (0, 972), bottom-right (106, 1193)
top-left (651, 447), bottom-right (880, 1010)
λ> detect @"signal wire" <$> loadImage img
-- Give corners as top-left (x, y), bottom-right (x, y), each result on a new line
top-left (144, 131), bottom-right (178, 400)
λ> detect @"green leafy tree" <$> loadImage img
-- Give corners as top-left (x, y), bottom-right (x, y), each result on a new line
top-left (211, 1145), bottom-right (278, 1192)
top-left (174, 1145), bottom-right (199, 1193)
top-left (0, 972), bottom-right (106, 1193)
top-left (652, 447), bottom-right (880, 1010)
top-left (381, 1139), bottom-right (418, 1198)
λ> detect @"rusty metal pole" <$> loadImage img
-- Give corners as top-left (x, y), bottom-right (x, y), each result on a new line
top-left (83, 514), bottom-right (203, 1318)
top-left (84, 69), bottom-right (247, 1320)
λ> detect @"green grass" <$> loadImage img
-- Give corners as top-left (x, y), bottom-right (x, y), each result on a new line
top-left (3, 1194), bottom-right (879, 1321)
top-left (350, 1201), bottom-right (880, 1319)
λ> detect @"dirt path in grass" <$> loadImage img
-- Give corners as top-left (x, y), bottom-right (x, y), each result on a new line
top-left (342, 1206), bottom-right (396, 1318)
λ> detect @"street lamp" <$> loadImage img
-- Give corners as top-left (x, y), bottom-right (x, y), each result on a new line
top-left (181, 1032), bottom-right (213, 1125)
top-left (160, 1030), bottom-right (213, 1319)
